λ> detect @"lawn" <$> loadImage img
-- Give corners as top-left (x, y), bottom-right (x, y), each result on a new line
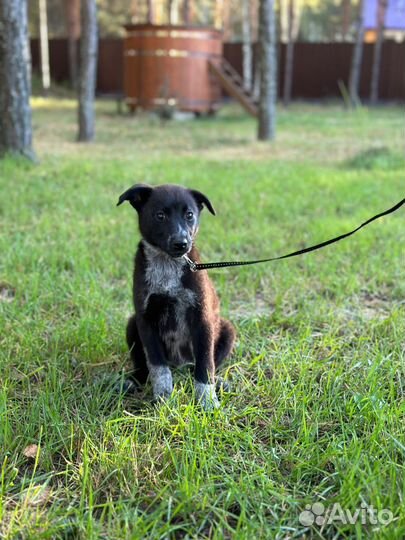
top-left (0, 100), bottom-right (404, 539)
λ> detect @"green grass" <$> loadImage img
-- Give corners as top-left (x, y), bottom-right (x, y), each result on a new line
top-left (0, 99), bottom-right (404, 539)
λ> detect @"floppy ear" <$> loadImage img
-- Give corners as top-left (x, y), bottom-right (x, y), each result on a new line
top-left (117, 184), bottom-right (153, 211)
top-left (189, 189), bottom-right (216, 215)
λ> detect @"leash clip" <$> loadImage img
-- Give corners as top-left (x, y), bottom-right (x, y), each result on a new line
top-left (183, 255), bottom-right (197, 272)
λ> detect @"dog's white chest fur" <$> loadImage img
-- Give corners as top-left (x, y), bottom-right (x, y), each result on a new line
top-left (142, 241), bottom-right (196, 365)
top-left (144, 250), bottom-right (184, 296)
top-left (142, 241), bottom-right (194, 300)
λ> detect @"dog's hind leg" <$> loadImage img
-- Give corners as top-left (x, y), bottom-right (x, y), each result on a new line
top-left (214, 319), bottom-right (236, 393)
top-left (215, 318), bottom-right (236, 368)
top-left (126, 314), bottom-right (149, 386)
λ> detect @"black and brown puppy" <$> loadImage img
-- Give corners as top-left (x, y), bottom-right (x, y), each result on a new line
top-left (117, 184), bottom-right (236, 409)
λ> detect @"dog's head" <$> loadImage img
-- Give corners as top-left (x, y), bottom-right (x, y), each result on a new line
top-left (117, 184), bottom-right (215, 258)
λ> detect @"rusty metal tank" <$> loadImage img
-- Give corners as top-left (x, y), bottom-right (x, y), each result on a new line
top-left (123, 24), bottom-right (222, 114)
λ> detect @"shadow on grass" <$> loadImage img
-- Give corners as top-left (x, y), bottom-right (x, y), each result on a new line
top-left (344, 147), bottom-right (405, 171)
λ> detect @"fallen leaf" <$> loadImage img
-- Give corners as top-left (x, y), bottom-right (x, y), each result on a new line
top-left (23, 444), bottom-right (39, 459)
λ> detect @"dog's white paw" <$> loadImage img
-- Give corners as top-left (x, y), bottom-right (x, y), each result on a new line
top-left (195, 382), bottom-right (220, 410)
top-left (149, 365), bottom-right (173, 400)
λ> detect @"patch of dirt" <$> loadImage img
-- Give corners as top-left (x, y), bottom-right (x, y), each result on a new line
top-left (230, 293), bottom-right (275, 320)
top-left (339, 290), bottom-right (392, 322)
top-left (359, 290), bottom-right (391, 320)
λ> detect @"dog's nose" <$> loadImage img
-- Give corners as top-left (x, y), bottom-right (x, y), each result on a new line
top-left (173, 240), bottom-right (188, 251)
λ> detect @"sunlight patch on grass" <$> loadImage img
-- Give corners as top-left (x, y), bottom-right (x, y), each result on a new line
top-left (31, 97), bottom-right (77, 110)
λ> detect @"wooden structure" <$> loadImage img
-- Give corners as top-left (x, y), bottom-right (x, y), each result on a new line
top-left (122, 23), bottom-right (258, 116)
top-left (123, 24), bottom-right (223, 113)
top-left (209, 58), bottom-right (257, 116)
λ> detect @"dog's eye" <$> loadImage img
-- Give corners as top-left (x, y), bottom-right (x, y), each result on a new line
top-left (155, 211), bottom-right (166, 221)
top-left (185, 211), bottom-right (194, 221)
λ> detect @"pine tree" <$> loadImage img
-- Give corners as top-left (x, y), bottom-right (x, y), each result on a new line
top-left (257, 0), bottom-right (277, 141)
top-left (77, 0), bottom-right (97, 142)
top-left (0, 0), bottom-right (34, 159)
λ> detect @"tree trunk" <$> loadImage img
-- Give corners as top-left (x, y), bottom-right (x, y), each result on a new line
top-left (348, 0), bottom-right (364, 106)
top-left (77, 0), bottom-right (97, 142)
top-left (251, 0), bottom-right (260, 100)
top-left (168, 0), bottom-right (173, 24)
top-left (341, 0), bottom-right (351, 39)
top-left (168, 0), bottom-right (179, 24)
top-left (283, 0), bottom-right (294, 106)
top-left (214, 0), bottom-right (224, 31)
top-left (146, 0), bottom-right (155, 24)
top-left (370, 0), bottom-right (387, 104)
top-left (0, 0), bottom-right (34, 159)
top-left (253, 50), bottom-right (260, 101)
top-left (39, 0), bottom-right (50, 91)
top-left (64, 0), bottom-right (80, 90)
top-left (130, 0), bottom-right (137, 23)
top-left (182, 0), bottom-right (191, 24)
top-left (242, 0), bottom-right (253, 91)
top-left (257, 0), bottom-right (277, 141)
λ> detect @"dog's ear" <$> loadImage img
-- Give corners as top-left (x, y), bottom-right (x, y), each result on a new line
top-left (117, 184), bottom-right (153, 211)
top-left (189, 189), bottom-right (216, 216)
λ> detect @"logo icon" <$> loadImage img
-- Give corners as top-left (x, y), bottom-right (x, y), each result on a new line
top-left (299, 503), bottom-right (325, 526)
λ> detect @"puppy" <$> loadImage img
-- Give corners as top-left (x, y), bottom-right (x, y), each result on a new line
top-left (117, 184), bottom-right (236, 409)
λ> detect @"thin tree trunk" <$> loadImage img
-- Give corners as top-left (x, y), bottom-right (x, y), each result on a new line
top-left (146, 0), bottom-right (155, 24)
top-left (251, 0), bottom-right (260, 100)
top-left (182, 0), bottom-right (191, 24)
top-left (348, 0), bottom-right (364, 106)
top-left (258, 0), bottom-right (277, 141)
top-left (253, 49), bottom-right (260, 101)
top-left (370, 0), bottom-right (387, 104)
top-left (77, 0), bottom-right (97, 142)
top-left (214, 0), bottom-right (224, 31)
top-left (168, 0), bottom-right (178, 24)
top-left (283, 0), bottom-right (294, 106)
top-left (279, 0), bottom-right (288, 43)
top-left (168, 0), bottom-right (172, 24)
top-left (242, 0), bottom-right (253, 91)
top-left (0, 0), bottom-right (34, 159)
top-left (221, 0), bottom-right (232, 40)
top-left (130, 0), bottom-right (137, 23)
top-left (342, 0), bottom-right (351, 39)
top-left (64, 0), bottom-right (80, 90)
top-left (39, 0), bottom-right (50, 91)
top-left (250, 0), bottom-right (259, 41)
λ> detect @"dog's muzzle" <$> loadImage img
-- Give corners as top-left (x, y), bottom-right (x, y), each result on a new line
top-left (168, 235), bottom-right (191, 257)
top-left (169, 246), bottom-right (190, 258)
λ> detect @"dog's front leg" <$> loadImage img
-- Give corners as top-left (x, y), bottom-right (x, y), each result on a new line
top-left (136, 316), bottom-right (173, 400)
top-left (192, 322), bottom-right (220, 410)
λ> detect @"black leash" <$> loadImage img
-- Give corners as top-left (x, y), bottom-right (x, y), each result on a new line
top-left (184, 197), bottom-right (405, 272)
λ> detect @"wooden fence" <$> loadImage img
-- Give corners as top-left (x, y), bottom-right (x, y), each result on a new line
top-left (30, 39), bottom-right (405, 100)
